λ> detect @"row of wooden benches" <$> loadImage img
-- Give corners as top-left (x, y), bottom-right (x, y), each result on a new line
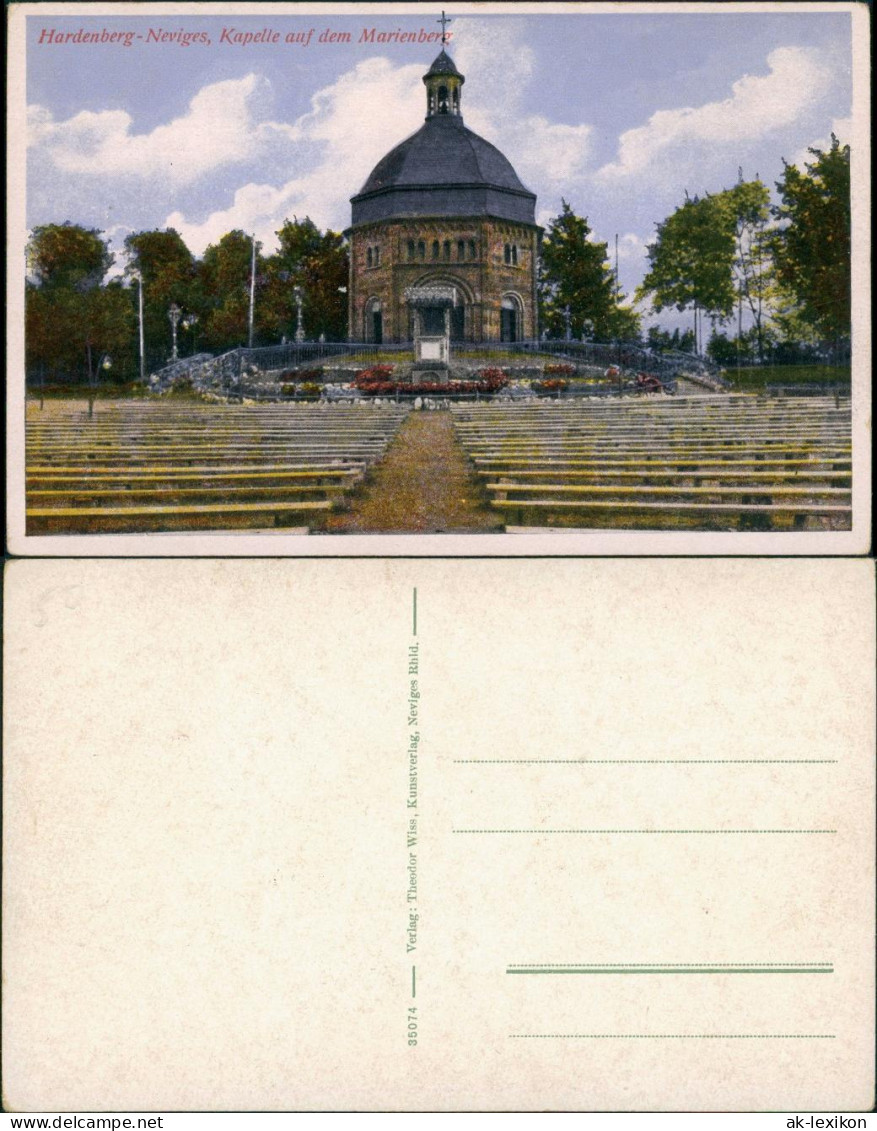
top-left (450, 397), bottom-right (853, 531)
top-left (26, 403), bottom-right (409, 533)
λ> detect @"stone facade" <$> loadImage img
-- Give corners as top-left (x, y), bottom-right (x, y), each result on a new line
top-left (346, 48), bottom-right (540, 344)
top-left (348, 217), bottom-right (538, 343)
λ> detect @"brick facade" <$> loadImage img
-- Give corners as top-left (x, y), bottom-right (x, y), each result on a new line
top-left (348, 217), bottom-right (539, 343)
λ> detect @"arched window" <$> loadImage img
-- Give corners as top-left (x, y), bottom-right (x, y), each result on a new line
top-left (432, 240), bottom-right (440, 259)
top-left (512, 245), bottom-right (518, 266)
top-left (468, 239), bottom-right (477, 259)
top-left (504, 244), bottom-right (511, 265)
top-left (374, 246), bottom-right (380, 266)
top-left (457, 239), bottom-right (465, 261)
top-left (418, 240), bottom-right (425, 260)
top-left (438, 85), bottom-right (449, 113)
top-left (452, 88), bottom-right (460, 113)
top-left (443, 240), bottom-right (451, 261)
top-left (407, 240), bottom-right (415, 261)
top-left (366, 247), bottom-right (373, 268)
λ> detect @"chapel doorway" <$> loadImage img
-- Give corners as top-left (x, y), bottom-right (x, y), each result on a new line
top-left (500, 296), bottom-right (522, 342)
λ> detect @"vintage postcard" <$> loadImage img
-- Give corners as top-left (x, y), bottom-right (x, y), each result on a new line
top-left (3, 557), bottom-right (875, 1110)
top-left (5, 1), bottom-right (871, 556)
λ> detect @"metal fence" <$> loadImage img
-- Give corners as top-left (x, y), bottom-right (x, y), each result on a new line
top-left (146, 337), bottom-right (742, 396)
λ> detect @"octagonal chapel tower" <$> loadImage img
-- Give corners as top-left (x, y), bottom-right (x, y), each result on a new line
top-left (346, 48), bottom-right (540, 344)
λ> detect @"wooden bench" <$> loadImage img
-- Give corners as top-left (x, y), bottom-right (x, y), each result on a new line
top-left (26, 499), bottom-right (334, 534)
top-left (490, 498), bottom-right (851, 531)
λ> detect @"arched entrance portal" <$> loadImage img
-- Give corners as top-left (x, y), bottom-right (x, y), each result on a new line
top-left (408, 276), bottom-right (472, 342)
top-left (364, 297), bottom-right (383, 344)
top-left (501, 294), bottom-right (524, 342)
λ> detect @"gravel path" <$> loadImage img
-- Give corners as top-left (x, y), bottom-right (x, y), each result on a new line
top-left (326, 410), bottom-right (502, 533)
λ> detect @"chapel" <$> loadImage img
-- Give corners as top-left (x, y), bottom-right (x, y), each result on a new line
top-left (346, 44), bottom-right (540, 344)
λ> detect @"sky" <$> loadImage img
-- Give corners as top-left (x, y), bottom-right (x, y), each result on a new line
top-left (24, 5), bottom-right (854, 331)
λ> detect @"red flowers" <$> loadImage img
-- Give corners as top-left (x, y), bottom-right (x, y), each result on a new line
top-left (353, 365), bottom-right (510, 396)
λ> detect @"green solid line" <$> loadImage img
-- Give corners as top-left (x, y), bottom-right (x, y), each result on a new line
top-left (412, 588), bottom-right (417, 636)
top-left (510, 1034), bottom-right (835, 1040)
top-left (412, 965), bottom-right (416, 998)
top-left (506, 968), bottom-right (832, 975)
top-left (453, 828), bottom-right (837, 835)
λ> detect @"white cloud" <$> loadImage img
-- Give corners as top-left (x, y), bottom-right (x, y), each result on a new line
top-left (597, 46), bottom-right (832, 181)
top-left (165, 57), bottom-right (426, 253)
top-left (616, 232), bottom-right (648, 262)
top-left (455, 18), bottom-right (592, 191)
top-left (29, 19), bottom-right (595, 255)
top-left (788, 115), bottom-right (852, 169)
top-left (27, 75), bottom-right (284, 186)
top-left (164, 26), bottom-right (594, 254)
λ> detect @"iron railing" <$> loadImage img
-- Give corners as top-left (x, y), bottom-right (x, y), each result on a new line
top-left (148, 338), bottom-right (743, 396)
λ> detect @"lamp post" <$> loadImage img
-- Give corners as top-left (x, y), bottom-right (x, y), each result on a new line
top-left (88, 353), bottom-right (112, 419)
top-left (182, 312), bottom-right (199, 357)
top-left (563, 305), bottom-right (572, 342)
top-left (168, 302), bottom-right (182, 362)
top-left (293, 286), bottom-right (305, 343)
top-left (130, 270), bottom-right (145, 383)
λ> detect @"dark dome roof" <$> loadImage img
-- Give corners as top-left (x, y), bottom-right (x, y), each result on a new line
top-left (350, 114), bottom-right (537, 228)
top-left (424, 49), bottom-right (463, 79)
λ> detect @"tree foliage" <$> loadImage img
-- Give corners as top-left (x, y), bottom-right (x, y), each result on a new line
top-left (722, 178), bottom-right (772, 359)
top-left (276, 218), bottom-right (348, 342)
top-left (539, 201), bottom-right (640, 341)
top-left (125, 228), bottom-right (201, 365)
top-left (772, 135), bottom-right (850, 344)
top-left (27, 222), bottom-right (113, 291)
top-left (636, 193), bottom-right (736, 329)
top-left (26, 224), bottom-right (136, 383)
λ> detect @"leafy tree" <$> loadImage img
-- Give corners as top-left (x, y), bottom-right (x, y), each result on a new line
top-left (601, 303), bottom-right (642, 343)
top-left (268, 217), bottom-right (348, 341)
top-left (721, 177), bottom-right (772, 361)
top-left (539, 201), bottom-right (636, 341)
top-left (198, 230), bottom-right (259, 353)
top-left (25, 223), bottom-right (135, 383)
top-left (27, 222), bottom-right (113, 290)
top-left (26, 284), bottom-right (87, 381)
top-left (636, 193), bottom-right (736, 351)
top-left (125, 228), bottom-right (201, 365)
top-left (646, 325), bottom-right (696, 353)
top-left (772, 135), bottom-right (850, 348)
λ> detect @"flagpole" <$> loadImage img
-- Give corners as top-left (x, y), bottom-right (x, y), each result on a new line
top-left (248, 233), bottom-right (256, 348)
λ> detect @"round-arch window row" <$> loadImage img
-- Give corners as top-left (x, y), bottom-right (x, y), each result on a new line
top-left (365, 245), bottom-right (382, 268)
top-left (406, 238), bottom-right (478, 262)
top-left (503, 243), bottom-right (521, 266)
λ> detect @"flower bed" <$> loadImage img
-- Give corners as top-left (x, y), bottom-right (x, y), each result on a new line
top-left (278, 366), bottom-right (325, 383)
top-left (543, 363), bottom-right (576, 377)
top-left (532, 377), bottom-right (569, 393)
top-left (353, 365), bottom-right (510, 396)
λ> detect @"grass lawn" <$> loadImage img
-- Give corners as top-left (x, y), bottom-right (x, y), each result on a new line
top-left (721, 364), bottom-right (851, 389)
